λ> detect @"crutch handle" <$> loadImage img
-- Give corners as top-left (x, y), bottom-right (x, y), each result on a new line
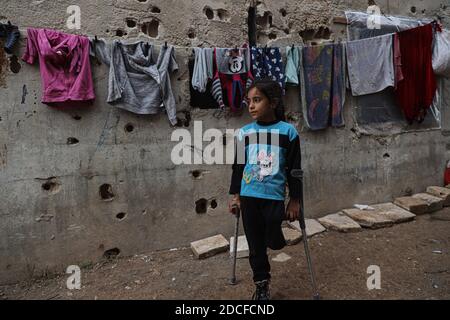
top-left (231, 204), bottom-right (240, 217)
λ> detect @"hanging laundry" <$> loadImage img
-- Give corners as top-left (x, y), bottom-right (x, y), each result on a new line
top-left (432, 26), bottom-right (450, 77)
top-left (299, 43), bottom-right (346, 130)
top-left (22, 28), bottom-right (95, 105)
top-left (285, 46), bottom-right (301, 86)
top-left (331, 43), bottom-right (346, 127)
top-left (250, 46), bottom-right (285, 91)
top-left (346, 34), bottom-right (395, 96)
top-left (212, 47), bottom-right (253, 112)
top-left (91, 39), bottom-right (178, 125)
top-left (189, 56), bottom-right (219, 109)
top-left (0, 22), bottom-right (20, 54)
top-left (394, 24), bottom-right (436, 123)
top-left (191, 47), bottom-right (213, 93)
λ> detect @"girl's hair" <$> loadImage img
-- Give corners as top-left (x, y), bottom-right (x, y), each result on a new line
top-left (247, 78), bottom-right (286, 121)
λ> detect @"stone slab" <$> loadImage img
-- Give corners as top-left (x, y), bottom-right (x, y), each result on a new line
top-left (318, 212), bottom-right (362, 232)
top-left (282, 227), bottom-right (301, 245)
top-left (426, 186), bottom-right (450, 206)
top-left (288, 219), bottom-right (326, 237)
top-left (342, 208), bottom-right (394, 229)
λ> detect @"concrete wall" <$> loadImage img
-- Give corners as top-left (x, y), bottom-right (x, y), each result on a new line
top-left (0, 0), bottom-right (449, 284)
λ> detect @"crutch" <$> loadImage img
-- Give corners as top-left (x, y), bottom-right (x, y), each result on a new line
top-left (229, 204), bottom-right (240, 285)
top-left (291, 169), bottom-right (321, 300)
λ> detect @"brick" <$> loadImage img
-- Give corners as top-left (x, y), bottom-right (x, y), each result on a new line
top-left (229, 235), bottom-right (249, 259)
top-left (190, 234), bottom-right (229, 259)
top-left (318, 212), bottom-right (362, 232)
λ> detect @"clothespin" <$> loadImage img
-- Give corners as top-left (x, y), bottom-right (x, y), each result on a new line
top-left (94, 35), bottom-right (98, 42)
top-left (164, 41), bottom-right (168, 48)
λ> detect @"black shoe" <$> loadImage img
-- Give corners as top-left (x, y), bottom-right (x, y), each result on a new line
top-left (252, 280), bottom-right (270, 300)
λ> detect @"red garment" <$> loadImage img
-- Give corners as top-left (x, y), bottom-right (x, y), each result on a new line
top-left (394, 24), bottom-right (436, 123)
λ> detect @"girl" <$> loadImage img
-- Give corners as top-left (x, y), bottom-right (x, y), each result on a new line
top-left (228, 78), bottom-right (302, 300)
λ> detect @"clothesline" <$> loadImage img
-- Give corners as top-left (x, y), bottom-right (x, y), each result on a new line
top-left (10, 21), bottom-right (450, 129)
top-left (10, 25), bottom-right (406, 54)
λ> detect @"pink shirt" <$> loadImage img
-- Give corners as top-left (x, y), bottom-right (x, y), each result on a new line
top-left (22, 28), bottom-right (95, 104)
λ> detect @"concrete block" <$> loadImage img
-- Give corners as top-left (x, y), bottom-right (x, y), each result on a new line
top-left (342, 208), bottom-right (394, 229)
top-left (412, 193), bottom-right (444, 213)
top-left (318, 212), bottom-right (362, 232)
top-left (394, 196), bottom-right (429, 215)
top-left (229, 235), bottom-right (249, 259)
top-left (282, 227), bottom-right (301, 245)
top-left (370, 203), bottom-right (416, 223)
top-left (190, 234), bottom-right (229, 259)
top-left (288, 219), bottom-right (326, 237)
top-left (426, 186), bottom-right (450, 206)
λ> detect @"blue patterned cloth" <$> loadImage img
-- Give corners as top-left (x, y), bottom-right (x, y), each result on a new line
top-left (251, 47), bottom-right (285, 91)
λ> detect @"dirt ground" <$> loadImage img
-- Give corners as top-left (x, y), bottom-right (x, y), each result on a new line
top-left (1, 209), bottom-right (449, 300)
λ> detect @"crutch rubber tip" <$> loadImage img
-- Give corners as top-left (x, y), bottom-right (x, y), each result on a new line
top-left (229, 278), bottom-right (237, 285)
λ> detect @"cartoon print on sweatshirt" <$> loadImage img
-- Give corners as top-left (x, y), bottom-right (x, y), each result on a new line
top-left (244, 150), bottom-right (276, 183)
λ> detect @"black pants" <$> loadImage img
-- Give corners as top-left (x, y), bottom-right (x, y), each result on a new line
top-left (240, 196), bottom-right (286, 282)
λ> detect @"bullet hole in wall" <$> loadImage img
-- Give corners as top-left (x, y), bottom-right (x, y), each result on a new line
top-left (217, 9), bottom-right (230, 21)
top-left (191, 170), bottom-right (202, 179)
top-left (383, 153), bottom-right (390, 159)
top-left (268, 32), bottom-right (277, 40)
top-left (126, 18), bottom-right (137, 28)
top-left (204, 6), bottom-right (214, 20)
top-left (72, 115), bottom-right (82, 121)
top-left (280, 8), bottom-right (287, 17)
top-left (256, 11), bottom-right (273, 29)
top-left (195, 198), bottom-right (208, 214)
top-left (125, 123), bottom-right (134, 133)
top-left (210, 199), bottom-right (217, 209)
top-left (116, 212), bottom-right (127, 220)
top-left (116, 29), bottom-right (127, 37)
top-left (9, 55), bottom-right (21, 73)
top-left (67, 137), bottom-right (79, 145)
top-left (188, 29), bottom-right (196, 39)
top-left (141, 20), bottom-right (159, 38)
top-left (41, 178), bottom-right (61, 194)
top-left (103, 248), bottom-right (120, 259)
top-left (151, 6), bottom-right (161, 13)
top-left (99, 184), bottom-right (115, 201)
top-left (410, 6), bottom-right (417, 13)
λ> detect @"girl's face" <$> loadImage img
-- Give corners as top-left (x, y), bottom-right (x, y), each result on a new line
top-left (247, 87), bottom-right (276, 122)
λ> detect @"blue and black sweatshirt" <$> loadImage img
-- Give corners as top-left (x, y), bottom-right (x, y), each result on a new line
top-left (229, 119), bottom-right (302, 201)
